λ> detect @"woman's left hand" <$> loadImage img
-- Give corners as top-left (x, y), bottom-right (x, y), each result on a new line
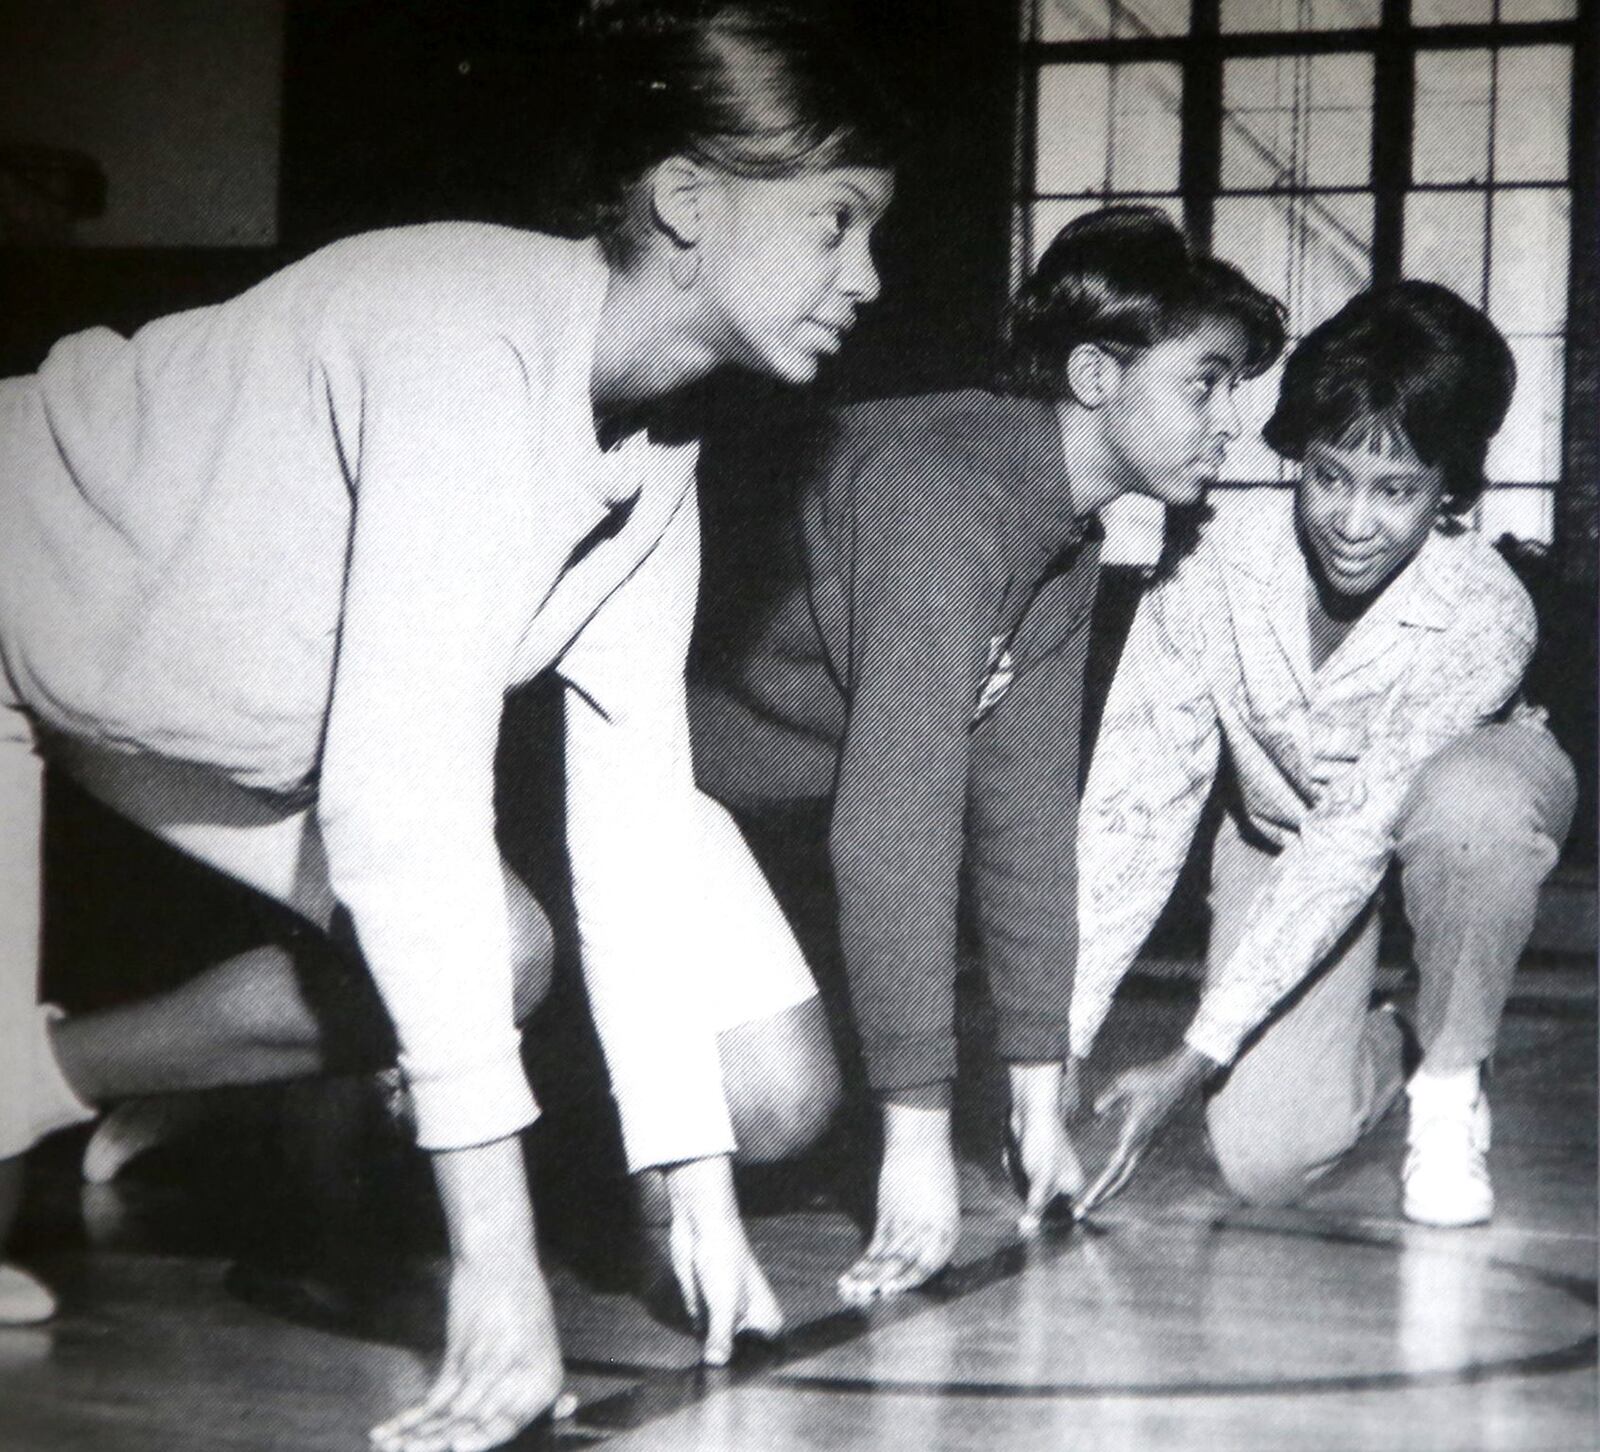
top-left (663, 1155), bottom-right (783, 1364)
top-left (371, 1138), bottom-right (574, 1452)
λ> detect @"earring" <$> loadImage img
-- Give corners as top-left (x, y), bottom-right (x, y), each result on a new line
top-left (670, 247), bottom-right (701, 290)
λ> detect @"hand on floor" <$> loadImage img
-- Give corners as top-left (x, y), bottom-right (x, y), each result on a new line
top-left (663, 1155), bottom-right (783, 1365)
top-left (1080, 1044), bottom-right (1216, 1216)
top-left (838, 1102), bottom-right (959, 1305)
top-left (369, 1250), bottom-right (573, 1452)
top-left (1008, 1061), bottom-right (1087, 1235)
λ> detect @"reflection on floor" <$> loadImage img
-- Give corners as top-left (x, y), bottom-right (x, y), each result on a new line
top-left (2, 968), bottom-right (1594, 1452)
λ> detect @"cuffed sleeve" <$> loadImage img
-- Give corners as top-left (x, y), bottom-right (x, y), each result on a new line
top-left (1072, 563), bottom-right (1221, 1061)
top-left (317, 328), bottom-right (571, 1151)
top-left (1185, 584), bottom-right (1537, 1066)
top-left (562, 488), bottom-right (813, 1170)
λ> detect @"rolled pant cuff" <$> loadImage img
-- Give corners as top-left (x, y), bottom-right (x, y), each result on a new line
top-left (863, 1035), bottom-right (959, 1095)
top-left (997, 1016), bottom-right (1073, 1065)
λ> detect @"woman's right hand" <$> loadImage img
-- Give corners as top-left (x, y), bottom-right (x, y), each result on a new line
top-left (663, 1154), bottom-right (784, 1365)
top-left (370, 1138), bottom-right (574, 1452)
top-left (1008, 1061), bottom-right (1087, 1234)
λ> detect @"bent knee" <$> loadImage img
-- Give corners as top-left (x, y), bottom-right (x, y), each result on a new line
top-left (505, 877), bottom-right (555, 1024)
top-left (733, 1069), bottom-right (841, 1163)
top-left (721, 999), bottom-right (841, 1162)
top-left (1402, 731), bottom-right (1575, 852)
top-left (1208, 1111), bottom-right (1355, 1208)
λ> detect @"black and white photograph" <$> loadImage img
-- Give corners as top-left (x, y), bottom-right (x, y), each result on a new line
top-left (0, 1), bottom-right (1594, 1447)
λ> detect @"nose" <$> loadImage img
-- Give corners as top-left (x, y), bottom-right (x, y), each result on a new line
top-left (1213, 383), bottom-right (1242, 442)
top-left (1336, 489), bottom-right (1379, 543)
top-left (841, 234), bottom-right (882, 305)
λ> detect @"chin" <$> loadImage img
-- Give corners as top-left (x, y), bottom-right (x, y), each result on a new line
top-left (758, 350), bottom-right (822, 386)
top-left (1163, 474), bottom-right (1212, 507)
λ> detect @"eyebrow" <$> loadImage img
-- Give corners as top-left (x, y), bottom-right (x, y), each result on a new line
top-left (1195, 353), bottom-right (1239, 370)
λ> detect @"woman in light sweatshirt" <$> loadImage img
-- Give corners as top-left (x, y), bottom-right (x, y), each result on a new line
top-left (0, 3), bottom-right (895, 1446)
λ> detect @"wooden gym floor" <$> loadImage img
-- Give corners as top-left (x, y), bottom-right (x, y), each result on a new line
top-left (1, 954), bottom-right (1593, 1452)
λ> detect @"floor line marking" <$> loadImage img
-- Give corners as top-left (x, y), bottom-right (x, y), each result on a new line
top-left (540, 1217), bottom-right (1596, 1447)
top-left (547, 1219), bottom-right (1093, 1444)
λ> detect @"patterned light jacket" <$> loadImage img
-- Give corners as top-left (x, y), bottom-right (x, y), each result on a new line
top-left (1072, 495), bottom-right (1542, 1066)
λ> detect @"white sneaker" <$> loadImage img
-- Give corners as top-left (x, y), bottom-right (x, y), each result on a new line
top-left (0, 1262), bottom-right (56, 1325)
top-left (1402, 1074), bottom-right (1493, 1228)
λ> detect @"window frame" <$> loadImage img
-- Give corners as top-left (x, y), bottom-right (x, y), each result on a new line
top-left (1017, 0), bottom-right (1593, 565)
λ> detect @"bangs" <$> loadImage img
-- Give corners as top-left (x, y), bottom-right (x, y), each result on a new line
top-left (1295, 375), bottom-right (1434, 468)
top-left (1329, 405), bottom-right (1420, 463)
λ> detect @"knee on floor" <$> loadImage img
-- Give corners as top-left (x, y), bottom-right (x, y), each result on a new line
top-left (1209, 1112), bottom-right (1357, 1208)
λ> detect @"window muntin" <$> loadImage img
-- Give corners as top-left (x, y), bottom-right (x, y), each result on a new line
top-left (1019, 1), bottom-right (1579, 546)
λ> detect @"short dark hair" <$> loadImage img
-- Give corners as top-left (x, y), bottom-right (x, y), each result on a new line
top-left (997, 206), bottom-right (1286, 398)
top-left (1263, 281), bottom-right (1515, 513)
top-left (585, 1), bottom-right (901, 260)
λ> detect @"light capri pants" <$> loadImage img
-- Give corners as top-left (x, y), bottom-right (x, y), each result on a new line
top-left (1203, 720), bottom-right (1577, 1205)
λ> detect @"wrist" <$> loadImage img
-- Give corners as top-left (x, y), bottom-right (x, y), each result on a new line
top-left (430, 1136), bottom-right (537, 1260)
top-left (880, 1081), bottom-right (952, 1112)
top-left (1008, 1060), bottom-right (1063, 1112)
top-left (880, 1096), bottom-right (953, 1149)
top-left (1172, 1042), bottom-right (1221, 1085)
top-left (662, 1154), bottom-right (738, 1222)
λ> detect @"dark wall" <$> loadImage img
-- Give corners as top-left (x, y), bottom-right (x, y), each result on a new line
top-left (2, 2), bottom-right (1022, 377)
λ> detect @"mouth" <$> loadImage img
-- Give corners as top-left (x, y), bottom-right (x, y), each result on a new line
top-left (1325, 550), bottom-right (1383, 577)
top-left (804, 316), bottom-right (855, 352)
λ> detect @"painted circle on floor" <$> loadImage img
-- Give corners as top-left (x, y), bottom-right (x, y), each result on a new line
top-left (763, 1221), bottom-right (1597, 1399)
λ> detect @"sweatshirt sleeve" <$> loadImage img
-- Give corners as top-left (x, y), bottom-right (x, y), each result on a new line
top-left (561, 486), bottom-right (814, 1170)
top-left (1072, 562), bottom-right (1221, 1061)
top-left (1184, 580), bottom-right (1537, 1066)
top-left (317, 328), bottom-right (568, 1152)
top-left (965, 559), bottom-right (1097, 1067)
top-left (827, 426), bottom-right (1008, 1092)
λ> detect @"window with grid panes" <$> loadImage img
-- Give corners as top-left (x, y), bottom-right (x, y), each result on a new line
top-left (1020, 0), bottom-right (1581, 561)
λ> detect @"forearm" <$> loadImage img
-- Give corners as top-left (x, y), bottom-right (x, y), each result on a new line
top-left (1073, 754), bottom-right (1215, 1060)
top-left (969, 633), bottom-right (1089, 1067)
top-left (566, 701), bottom-right (738, 1169)
top-left (836, 926), bottom-right (962, 1093)
top-left (830, 773), bottom-right (969, 1092)
top-left (320, 805), bottom-right (535, 1150)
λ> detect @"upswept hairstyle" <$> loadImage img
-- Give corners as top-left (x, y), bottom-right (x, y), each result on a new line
top-left (1263, 281), bottom-right (1515, 513)
top-left (997, 206), bottom-right (1286, 399)
top-left (585, 0), bottom-right (901, 261)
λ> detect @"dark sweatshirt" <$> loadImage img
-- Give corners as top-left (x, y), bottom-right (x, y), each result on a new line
top-left (691, 389), bottom-right (1100, 1091)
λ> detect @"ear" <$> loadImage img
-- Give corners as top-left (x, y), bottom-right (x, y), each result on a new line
top-left (1065, 343), bottom-right (1124, 409)
top-left (648, 154), bottom-right (713, 249)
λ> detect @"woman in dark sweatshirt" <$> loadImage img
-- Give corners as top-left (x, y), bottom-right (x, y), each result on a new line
top-left (692, 207), bottom-right (1285, 1301)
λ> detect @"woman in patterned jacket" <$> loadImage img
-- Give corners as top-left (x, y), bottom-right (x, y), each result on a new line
top-left (1074, 282), bottom-right (1576, 1230)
